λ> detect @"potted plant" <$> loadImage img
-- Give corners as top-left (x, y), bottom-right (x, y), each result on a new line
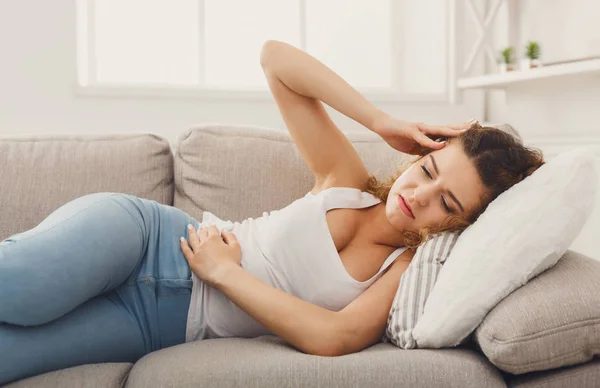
top-left (521, 41), bottom-right (542, 70)
top-left (498, 46), bottom-right (515, 73)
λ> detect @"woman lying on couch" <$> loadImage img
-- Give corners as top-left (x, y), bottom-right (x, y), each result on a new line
top-left (0, 40), bottom-right (544, 385)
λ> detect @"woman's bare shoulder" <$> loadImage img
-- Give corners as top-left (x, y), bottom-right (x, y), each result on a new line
top-left (383, 249), bottom-right (415, 274)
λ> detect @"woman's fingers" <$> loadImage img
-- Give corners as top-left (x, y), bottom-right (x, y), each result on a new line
top-left (205, 225), bottom-right (220, 237)
top-left (445, 119), bottom-right (476, 130)
top-left (414, 130), bottom-right (445, 149)
top-left (180, 237), bottom-right (193, 261)
top-left (197, 225), bottom-right (221, 243)
top-left (199, 227), bottom-right (208, 241)
top-left (187, 224), bottom-right (202, 251)
top-left (419, 120), bottom-right (477, 137)
top-left (221, 230), bottom-right (239, 247)
top-left (417, 124), bottom-right (462, 138)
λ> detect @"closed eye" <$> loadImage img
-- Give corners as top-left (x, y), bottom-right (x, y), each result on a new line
top-left (421, 165), bottom-right (454, 214)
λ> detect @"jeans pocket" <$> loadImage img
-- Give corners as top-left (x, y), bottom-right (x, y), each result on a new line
top-left (156, 281), bottom-right (192, 349)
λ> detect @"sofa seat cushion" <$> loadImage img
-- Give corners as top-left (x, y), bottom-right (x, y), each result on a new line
top-left (125, 336), bottom-right (507, 388)
top-left (0, 133), bottom-right (174, 241)
top-left (4, 363), bottom-right (133, 388)
top-left (505, 357), bottom-right (600, 388)
top-left (473, 250), bottom-right (600, 375)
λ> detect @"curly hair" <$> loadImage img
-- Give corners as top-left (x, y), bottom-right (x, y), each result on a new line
top-left (364, 123), bottom-right (546, 250)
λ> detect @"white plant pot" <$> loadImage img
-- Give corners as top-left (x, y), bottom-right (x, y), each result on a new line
top-left (498, 63), bottom-right (515, 74)
top-left (521, 58), bottom-right (543, 70)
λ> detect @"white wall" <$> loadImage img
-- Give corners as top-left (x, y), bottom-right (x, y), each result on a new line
top-left (484, 0), bottom-right (600, 259)
top-left (487, 0), bottom-right (600, 136)
top-left (0, 0), bottom-right (483, 147)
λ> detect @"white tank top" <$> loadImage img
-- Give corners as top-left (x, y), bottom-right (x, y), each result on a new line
top-left (185, 186), bottom-right (408, 342)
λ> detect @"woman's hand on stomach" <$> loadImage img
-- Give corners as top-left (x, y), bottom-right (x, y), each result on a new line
top-left (180, 224), bottom-right (242, 287)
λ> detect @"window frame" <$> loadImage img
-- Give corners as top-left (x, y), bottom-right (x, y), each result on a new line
top-left (75, 0), bottom-right (457, 104)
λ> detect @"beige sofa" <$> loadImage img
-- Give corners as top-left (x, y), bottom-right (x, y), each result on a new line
top-left (1, 124), bottom-right (599, 388)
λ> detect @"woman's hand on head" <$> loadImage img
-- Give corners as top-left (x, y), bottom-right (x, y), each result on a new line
top-left (180, 224), bottom-right (242, 287)
top-left (372, 115), bottom-right (477, 155)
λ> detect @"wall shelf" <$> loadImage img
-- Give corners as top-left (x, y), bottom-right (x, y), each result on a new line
top-left (457, 58), bottom-right (600, 90)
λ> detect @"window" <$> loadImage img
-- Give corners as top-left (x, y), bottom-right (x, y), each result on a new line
top-left (77, 0), bottom-right (449, 100)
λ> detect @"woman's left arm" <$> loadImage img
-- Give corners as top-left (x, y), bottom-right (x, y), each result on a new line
top-left (180, 224), bottom-right (343, 357)
top-left (214, 264), bottom-right (342, 357)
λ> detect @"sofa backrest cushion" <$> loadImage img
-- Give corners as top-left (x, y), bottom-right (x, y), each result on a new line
top-left (473, 249), bottom-right (600, 375)
top-left (172, 124), bottom-right (406, 222)
top-left (0, 133), bottom-right (173, 241)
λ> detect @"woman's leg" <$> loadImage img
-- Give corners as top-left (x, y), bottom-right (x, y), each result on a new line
top-left (0, 192), bottom-right (147, 326)
top-left (0, 292), bottom-right (145, 385)
top-left (0, 192), bottom-right (198, 384)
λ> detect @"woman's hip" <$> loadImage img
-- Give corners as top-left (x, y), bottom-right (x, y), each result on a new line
top-left (108, 193), bottom-right (197, 284)
top-left (107, 193), bottom-right (199, 351)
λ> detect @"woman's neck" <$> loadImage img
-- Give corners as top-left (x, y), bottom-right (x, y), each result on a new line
top-left (359, 202), bottom-right (406, 248)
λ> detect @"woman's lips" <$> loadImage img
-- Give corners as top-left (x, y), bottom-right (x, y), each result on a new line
top-left (398, 194), bottom-right (415, 219)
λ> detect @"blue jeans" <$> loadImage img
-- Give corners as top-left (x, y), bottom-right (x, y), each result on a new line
top-left (0, 192), bottom-right (199, 385)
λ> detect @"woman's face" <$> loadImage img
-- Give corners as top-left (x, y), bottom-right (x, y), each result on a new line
top-left (385, 139), bottom-right (488, 232)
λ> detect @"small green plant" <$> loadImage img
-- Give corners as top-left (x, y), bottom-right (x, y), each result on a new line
top-left (525, 41), bottom-right (541, 60)
top-left (501, 47), bottom-right (515, 64)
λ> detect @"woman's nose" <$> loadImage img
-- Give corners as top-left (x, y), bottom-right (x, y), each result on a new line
top-left (412, 186), bottom-right (434, 207)
top-left (409, 191), bottom-right (425, 208)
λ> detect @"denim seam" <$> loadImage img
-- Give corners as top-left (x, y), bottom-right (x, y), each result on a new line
top-left (123, 276), bottom-right (193, 284)
top-left (108, 197), bottom-right (148, 286)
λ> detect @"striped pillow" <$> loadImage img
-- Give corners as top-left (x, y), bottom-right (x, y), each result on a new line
top-left (382, 231), bottom-right (461, 348)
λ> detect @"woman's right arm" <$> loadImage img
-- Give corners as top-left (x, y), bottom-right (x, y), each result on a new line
top-left (260, 40), bottom-right (388, 133)
top-left (261, 40), bottom-right (387, 191)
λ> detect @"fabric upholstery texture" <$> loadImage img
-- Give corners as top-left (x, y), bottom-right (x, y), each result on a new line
top-left (125, 335), bottom-right (507, 388)
top-left (3, 363), bottom-right (133, 388)
top-left (474, 249), bottom-right (600, 374)
top-left (506, 357), bottom-right (600, 388)
top-left (0, 133), bottom-right (174, 241)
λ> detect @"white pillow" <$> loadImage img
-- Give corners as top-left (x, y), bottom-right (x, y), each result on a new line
top-left (411, 147), bottom-right (598, 348)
